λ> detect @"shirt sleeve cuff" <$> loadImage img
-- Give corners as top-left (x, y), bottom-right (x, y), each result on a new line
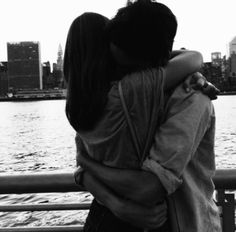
top-left (142, 157), bottom-right (182, 195)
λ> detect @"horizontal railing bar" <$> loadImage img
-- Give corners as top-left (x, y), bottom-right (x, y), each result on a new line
top-left (0, 169), bottom-right (235, 232)
top-left (2, 197), bottom-right (236, 213)
top-left (0, 226), bottom-right (83, 232)
top-left (0, 169), bottom-right (235, 195)
top-left (214, 169), bottom-right (236, 189)
top-left (0, 172), bottom-right (84, 194)
top-left (0, 203), bottom-right (90, 212)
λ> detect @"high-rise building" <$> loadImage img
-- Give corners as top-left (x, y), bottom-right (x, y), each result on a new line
top-left (0, 62), bottom-right (8, 95)
top-left (229, 36), bottom-right (236, 56)
top-left (57, 44), bottom-right (63, 71)
top-left (42, 61), bottom-right (52, 89)
top-left (211, 52), bottom-right (221, 66)
top-left (230, 53), bottom-right (236, 74)
top-left (201, 61), bottom-right (222, 88)
top-left (7, 41), bottom-right (42, 90)
top-left (54, 44), bottom-right (64, 88)
top-left (228, 53), bottom-right (236, 86)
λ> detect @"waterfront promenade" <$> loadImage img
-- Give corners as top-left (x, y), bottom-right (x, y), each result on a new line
top-left (0, 90), bottom-right (235, 102)
top-left (0, 89), bottom-right (66, 101)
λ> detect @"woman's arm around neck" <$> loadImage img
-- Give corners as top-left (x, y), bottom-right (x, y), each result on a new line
top-left (164, 50), bottom-right (203, 91)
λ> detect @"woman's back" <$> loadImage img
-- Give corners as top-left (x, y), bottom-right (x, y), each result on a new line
top-left (77, 68), bottom-right (165, 169)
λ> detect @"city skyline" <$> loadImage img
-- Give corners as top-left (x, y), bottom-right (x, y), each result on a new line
top-left (1, 0), bottom-right (236, 63)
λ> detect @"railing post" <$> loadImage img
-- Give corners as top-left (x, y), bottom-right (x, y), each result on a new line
top-left (216, 189), bottom-right (235, 232)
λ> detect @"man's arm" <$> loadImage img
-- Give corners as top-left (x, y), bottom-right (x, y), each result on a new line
top-left (164, 50), bottom-right (203, 90)
top-left (81, 171), bottom-right (167, 229)
top-left (142, 87), bottom-right (214, 195)
top-left (76, 152), bottom-right (166, 206)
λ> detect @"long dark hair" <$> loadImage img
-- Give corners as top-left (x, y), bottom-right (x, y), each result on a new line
top-left (64, 13), bottom-right (113, 131)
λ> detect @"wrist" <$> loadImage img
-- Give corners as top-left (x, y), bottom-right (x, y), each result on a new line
top-left (74, 167), bottom-right (85, 189)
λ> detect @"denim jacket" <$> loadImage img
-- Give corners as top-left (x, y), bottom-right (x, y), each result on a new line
top-left (143, 85), bottom-right (221, 232)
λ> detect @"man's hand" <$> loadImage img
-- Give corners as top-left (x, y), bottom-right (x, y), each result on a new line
top-left (76, 149), bottom-right (166, 205)
top-left (83, 171), bottom-right (167, 230)
top-left (183, 72), bottom-right (220, 100)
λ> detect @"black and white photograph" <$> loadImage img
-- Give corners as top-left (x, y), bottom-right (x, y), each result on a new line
top-left (0, 0), bottom-right (236, 231)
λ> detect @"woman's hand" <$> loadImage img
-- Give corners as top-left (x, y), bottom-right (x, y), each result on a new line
top-left (201, 81), bottom-right (220, 100)
top-left (183, 72), bottom-right (220, 100)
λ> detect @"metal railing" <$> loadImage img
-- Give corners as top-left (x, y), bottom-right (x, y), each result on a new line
top-left (0, 169), bottom-right (236, 232)
top-left (214, 169), bottom-right (236, 232)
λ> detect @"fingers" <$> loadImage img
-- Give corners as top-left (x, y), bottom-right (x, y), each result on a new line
top-left (183, 75), bottom-right (192, 92)
top-left (195, 77), bottom-right (206, 89)
top-left (182, 72), bottom-right (220, 100)
top-left (202, 83), bottom-right (220, 100)
top-left (191, 73), bottom-right (207, 90)
top-left (206, 82), bottom-right (220, 94)
top-left (183, 72), bottom-right (206, 93)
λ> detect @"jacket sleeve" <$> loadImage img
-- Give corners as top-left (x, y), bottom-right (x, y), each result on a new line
top-left (142, 86), bottom-right (214, 195)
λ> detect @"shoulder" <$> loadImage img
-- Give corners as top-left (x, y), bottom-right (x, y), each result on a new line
top-left (121, 68), bottom-right (164, 89)
top-left (166, 84), bottom-right (214, 117)
top-left (121, 68), bottom-right (164, 103)
top-left (105, 68), bottom-right (165, 114)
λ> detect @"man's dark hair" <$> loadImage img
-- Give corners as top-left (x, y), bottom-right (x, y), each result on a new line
top-left (106, 0), bottom-right (178, 67)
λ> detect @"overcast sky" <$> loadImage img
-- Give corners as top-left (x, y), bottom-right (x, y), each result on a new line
top-left (0, 0), bottom-right (236, 63)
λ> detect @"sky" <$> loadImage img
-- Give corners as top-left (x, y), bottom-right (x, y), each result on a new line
top-left (0, 0), bottom-right (236, 64)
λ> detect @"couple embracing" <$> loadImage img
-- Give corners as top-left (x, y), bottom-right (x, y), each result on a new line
top-left (64, 1), bottom-right (221, 232)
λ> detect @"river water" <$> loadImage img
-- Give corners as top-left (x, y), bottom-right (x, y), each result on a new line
top-left (0, 96), bottom-right (236, 227)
